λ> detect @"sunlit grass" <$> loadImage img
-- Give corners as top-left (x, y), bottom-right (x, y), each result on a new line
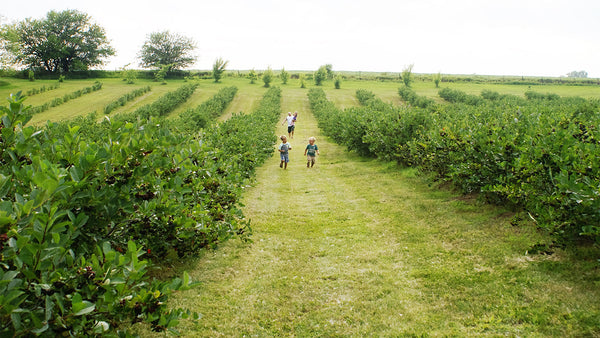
top-left (2, 73), bottom-right (599, 336)
top-left (162, 86), bottom-right (600, 337)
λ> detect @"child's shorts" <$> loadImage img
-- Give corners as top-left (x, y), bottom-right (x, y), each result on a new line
top-left (307, 155), bottom-right (316, 162)
top-left (280, 153), bottom-right (289, 163)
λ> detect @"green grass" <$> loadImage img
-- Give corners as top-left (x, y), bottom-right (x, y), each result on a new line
top-left (2, 74), bottom-right (599, 336)
top-left (410, 80), bottom-right (600, 101)
top-left (1, 75), bottom-right (598, 127)
top-left (0, 78), bottom-right (225, 125)
top-left (158, 85), bottom-right (600, 337)
top-left (219, 80), bottom-right (270, 121)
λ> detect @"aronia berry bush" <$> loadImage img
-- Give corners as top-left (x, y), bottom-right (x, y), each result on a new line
top-left (309, 87), bottom-right (600, 245)
top-left (0, 86), bottom-right (281, 336)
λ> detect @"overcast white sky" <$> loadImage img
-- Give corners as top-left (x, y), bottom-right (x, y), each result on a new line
top-left (2, 0), bottom-right (599, 77)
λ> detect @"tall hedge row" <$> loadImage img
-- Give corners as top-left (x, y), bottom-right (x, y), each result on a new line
top-left (309, 87), bottom-right (600, 244)
top-left (0, 86), bottom-right (281, 336)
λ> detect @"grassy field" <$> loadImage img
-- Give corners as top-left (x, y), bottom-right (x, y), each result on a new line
top-left (155, 85), bottom-right (598, 337)
top-left (1, 75), bottom-right (599, 126)
top-left (2, 73), bottom-right (600, 335)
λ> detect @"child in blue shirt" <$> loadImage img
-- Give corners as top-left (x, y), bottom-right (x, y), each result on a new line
top-left (278, 135), bottom-right (292, 169)
top-left (304, 137), bottom-right (319, 168)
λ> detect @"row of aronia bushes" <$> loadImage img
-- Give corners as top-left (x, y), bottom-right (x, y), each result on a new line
top-left (0, 85), bottom-right (281, 336)
top-left (27, 81), bottom-right (103, 116)
top-left (179, 86), bottom-right (238, 131)
top-left (132, 83), bottom-right (198, 119)
top-left (25, 83), bottom-right (61, 97)
top-left (103, 85), bottom-right (152, 115)
top-left (397, 86), bottom-right (435, 108)
top-left (308, 87), bottom-right (600, 245)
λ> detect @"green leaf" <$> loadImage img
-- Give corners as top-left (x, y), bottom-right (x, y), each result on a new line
top-left (93, 321), bottom-right (110, 333)
top-left (3, 290), bottom-right (25, 304)
top-left (70, 166), bottom-right (83, 182)
top-left (72, 293), bottom-right (82, 304)
top-left (2, 270), bottom-right (19, 281)
top-left (183, 271), bottom-right (190, 287)
top-left (167, 319), bottom-right (180, 328)
top-left (73, 300), bottom-right (96, 316)
top-left (53, 293), bottom-right (65, 315)
top-left (0, 216), bottom-right (15, 227)
top-left (45, 295), bottom-right (53, 321)
top-left (102, 241), bottom-right (112, 254)
top-left (73, 212), bottom-right (89, 228)
top-left (10, 312), bottom-right (22, 330)
top-left (0, 174), bottom-right (12, 199)
top-left (0, 200), bottom-right (12, 214)
top-left (31, 324), bottom-right (49, 335)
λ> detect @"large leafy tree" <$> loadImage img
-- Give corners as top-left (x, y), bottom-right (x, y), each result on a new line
top-left (0, 18), bottom-right (20, 69)
top-left (138, 31), bottom-right (197, 70)
top-left (14, 10), bottom-right (114, 73)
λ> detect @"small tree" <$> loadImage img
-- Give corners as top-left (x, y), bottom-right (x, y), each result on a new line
top-left (28, 69), bottom-right (34, 81)
top-left (262, 67), bottom-right (274, 87)
top-left (280, 67), bottom-right (289, 84)
top-left (212, 57), bottom-right (228, 82)
top-left (124, 69), bottom-right (137, 84)
top-left (300, 74), bottom-right (306, 88)
top-left (155, 64), bottom-right (170, 84)
top-left (248, 69), bottom-right (258, 84)
top-left (325, 64), bottom-right (334, 79)
top-left (314, 66), bottom-right (327, 86)
top-left (432, 72), bottom-right (442, 88)
top-left (120, 63), bottom-right (137, 84)
top-left (401, 64), bottom-right (414, 87)
top-left (334, 75), bottom-right (342, 89)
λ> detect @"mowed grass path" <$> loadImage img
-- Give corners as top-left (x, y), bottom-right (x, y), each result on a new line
top-left (168, 86), bottom-right (600, 337)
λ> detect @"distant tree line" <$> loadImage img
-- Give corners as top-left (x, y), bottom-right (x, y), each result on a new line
top-left (566, 70), bottom-right (588, 78)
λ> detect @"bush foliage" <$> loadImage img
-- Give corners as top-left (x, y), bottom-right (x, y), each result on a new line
top-left (309, 88), bottom-right (600, 245)
top-left (398, 86), bottom-right (435, 108)
top-left (103, 86), bottom-right (151, 115)
top-left (0, 85), bottom-right (282, 335)
top-left (132, 83), bottom-right (197, 119)
top-left (28, 82), bottom-right (103, 116)
top-left (179, 86), bottom-right (238, 130)
top-left (25, 83), bottom-right (60, 97)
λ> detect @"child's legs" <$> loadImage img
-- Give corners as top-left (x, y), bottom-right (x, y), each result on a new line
top-left (282, 154), bottom-right (289, 169)
top-left (280, 153), bottom-right (287, 168)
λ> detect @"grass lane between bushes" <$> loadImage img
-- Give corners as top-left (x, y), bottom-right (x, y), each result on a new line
top-left (161, 87), bottom-right (600, 337)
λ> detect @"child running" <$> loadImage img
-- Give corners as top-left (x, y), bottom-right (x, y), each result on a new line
top-left (304, 136), bottom-right (320, 168)
top-left (278, 135), bottom-right (292, 169)
top-left (281, 112), bottom-right (295, 139)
